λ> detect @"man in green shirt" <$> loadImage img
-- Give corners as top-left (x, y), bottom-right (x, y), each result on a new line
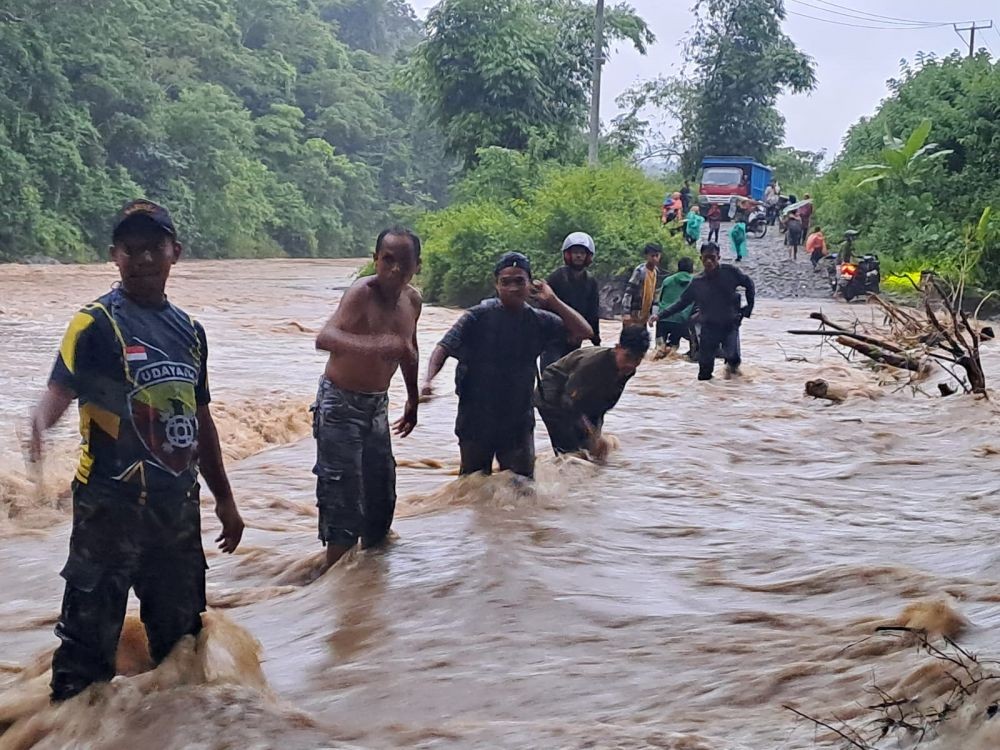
top-left (652, 257), bottom-right (696, 359)
top-left (535, 326), bottom-right (649, 459)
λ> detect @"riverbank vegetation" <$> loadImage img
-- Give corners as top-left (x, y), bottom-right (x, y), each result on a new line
top-left (811, 53), bottom-right (1000, 290)
top-left (416, 151), bottom-right (681, 306)
top-left (4, 0), bottom-right (999, 300)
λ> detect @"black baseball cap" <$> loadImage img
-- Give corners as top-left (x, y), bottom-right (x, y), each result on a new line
top-left (112, 199), bottom-right (177, 241)
top-left (494, 251), bottom-right (532, 278)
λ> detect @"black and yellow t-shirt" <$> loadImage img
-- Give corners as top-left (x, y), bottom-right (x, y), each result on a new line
top-left (49, 287), bottom-right (210, 495)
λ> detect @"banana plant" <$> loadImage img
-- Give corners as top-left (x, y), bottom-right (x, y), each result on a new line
top-left (853, 119), bottom-right (953, 189)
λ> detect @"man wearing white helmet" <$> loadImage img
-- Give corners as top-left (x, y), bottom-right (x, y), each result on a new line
top-left (541, 232), bottom-right (601, 371)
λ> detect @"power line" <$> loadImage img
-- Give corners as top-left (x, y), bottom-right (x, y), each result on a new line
top-left (788, 0), bottom-right (945, 28)
top-left (786, 10), bottom-right (949, 30)
top-left (802, 0), bottom-right (948, 27)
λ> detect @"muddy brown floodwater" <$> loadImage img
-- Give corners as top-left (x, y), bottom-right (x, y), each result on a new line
top-left (3, 259), bottom-right (1000, 749)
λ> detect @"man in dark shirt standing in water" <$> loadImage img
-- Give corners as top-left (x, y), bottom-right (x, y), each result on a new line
top-left (421, 252), bottom-right (593, 478)
top-left (654, 242), bottom-right (755, 381)
top-left (541, 231), bottom-right (601, 371)
top-left (30, 199), bottom-right (244, 701)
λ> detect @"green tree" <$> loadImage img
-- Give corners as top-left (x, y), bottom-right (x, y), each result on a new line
top-left (319, 0), bottom-right (421, 57)
top-left (628, 0), bottom-right (814, 176)
top-left (410, 0), bottom-right (653, 168)
top-left (812, 53), bottom-right (1000, 287)
top-left (853, 119), bottom-right (953, 189)
top-left (417, 160), bottom-right (683, 306)
top-left (0, 0), bottom-right (443, 262)
top-left (766, 146), bottom-right (824, 192)
top-left (682, 0), bottom-right (815, 174)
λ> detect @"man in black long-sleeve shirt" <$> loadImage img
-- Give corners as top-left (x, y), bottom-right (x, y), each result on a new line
top-left (654, 242), bottom-right (755, 381)
top-left (541, 232), bottom-right (601, 370)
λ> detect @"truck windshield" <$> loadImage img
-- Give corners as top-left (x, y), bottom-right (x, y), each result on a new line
top-left (701, 167), bottom-right (743, 187)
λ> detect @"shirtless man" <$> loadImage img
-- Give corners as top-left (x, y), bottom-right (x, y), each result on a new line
top-left (313, 227), bottom-right (422, 567)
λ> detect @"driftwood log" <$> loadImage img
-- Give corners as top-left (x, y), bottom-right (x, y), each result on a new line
top-left (833, 336), bottom-right (924, 372)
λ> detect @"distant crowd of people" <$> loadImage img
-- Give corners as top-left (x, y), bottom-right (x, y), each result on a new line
top-left (662, 177), bottom-right (826, 268)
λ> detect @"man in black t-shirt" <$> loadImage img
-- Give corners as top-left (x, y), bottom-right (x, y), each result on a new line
top-left (29, 200), bottom-right (244, 701)
top-left (656, 242), bottom-right (755, 382)
top-left (421, 252), bottom-right (593, 478)
top-left (541, 231), bottom-right (601, 371)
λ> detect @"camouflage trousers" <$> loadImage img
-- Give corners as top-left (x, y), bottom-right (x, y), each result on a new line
top-left (311, 377), bottom-right (396, 550)
top-left (50, 479), bottom-right (206, 701)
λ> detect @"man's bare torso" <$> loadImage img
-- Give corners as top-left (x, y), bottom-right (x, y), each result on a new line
top-left (324, 277), bottom-right (420, 393)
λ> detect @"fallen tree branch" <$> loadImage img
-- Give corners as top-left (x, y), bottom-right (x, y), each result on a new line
top-left (835, 337), bottom-right (924, 371)
top-left (784, 705), bottom-right (872, 750)
top-left (787, 329), bottom-right (907, 354)
top-left (790, 290), bottom-right (989, 397)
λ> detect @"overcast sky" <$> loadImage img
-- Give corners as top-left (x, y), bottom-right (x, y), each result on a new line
top-left (407, 0), bottom-right (999, 160)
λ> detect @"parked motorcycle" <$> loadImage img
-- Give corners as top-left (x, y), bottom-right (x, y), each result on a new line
top-left (746, 206), bottom-right (767, 239)
top-left (838, 253), bottom-right (881, 302)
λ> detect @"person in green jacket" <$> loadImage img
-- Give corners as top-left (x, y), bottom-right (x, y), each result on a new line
top-left (650, 257), bottom-right (696, 359)
top-left (683, 206), bottom-right (705, 246)
top-left (729, 219), bottom-right (748, 262)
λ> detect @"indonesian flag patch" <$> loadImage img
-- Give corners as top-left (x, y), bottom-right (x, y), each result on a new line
top-left (125, 345), bottom-right (148, 362)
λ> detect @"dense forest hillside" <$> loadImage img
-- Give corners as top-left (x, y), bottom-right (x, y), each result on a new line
top-left (0, 0), bottom-right (452, 261)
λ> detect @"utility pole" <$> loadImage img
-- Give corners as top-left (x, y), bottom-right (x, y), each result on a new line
top-left (587, 0), bottom-right (605, 167)
top-left (954, 21), bottom-right (992, 58)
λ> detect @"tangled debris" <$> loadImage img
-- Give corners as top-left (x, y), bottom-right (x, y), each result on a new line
top-left (790, 279), bottom-right (993, 397)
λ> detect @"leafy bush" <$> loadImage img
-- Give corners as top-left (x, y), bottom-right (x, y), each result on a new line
top-left (416, 158), bottom-right (683, 306)
top-left (417, 201), bottom-right (525, 306)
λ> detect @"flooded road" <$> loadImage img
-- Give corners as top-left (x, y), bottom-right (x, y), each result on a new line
top-left (2, 259), bottom-right (1000, 749)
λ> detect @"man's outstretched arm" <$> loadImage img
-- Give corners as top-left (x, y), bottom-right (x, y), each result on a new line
top-left (28, 383), bottom-right (74, 462)
top-left (421, 344), bottom-right (450, 396)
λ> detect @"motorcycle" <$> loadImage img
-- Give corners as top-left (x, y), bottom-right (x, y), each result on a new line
top-left (838, 253), bottom-right (881, 302)
top-left (746, 206), bottom-right (767, 239)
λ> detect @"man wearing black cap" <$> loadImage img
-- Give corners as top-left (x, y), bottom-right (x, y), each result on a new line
top-left (540, 231), bottom-right (601, 371)
top-left (421, 252), bottom-right (593, 478)
top-left (29, 199), bottom-right (245, 701)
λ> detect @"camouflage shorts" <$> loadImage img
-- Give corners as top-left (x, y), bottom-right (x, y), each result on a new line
top-left (311, 378), bottom-right (396, 549)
